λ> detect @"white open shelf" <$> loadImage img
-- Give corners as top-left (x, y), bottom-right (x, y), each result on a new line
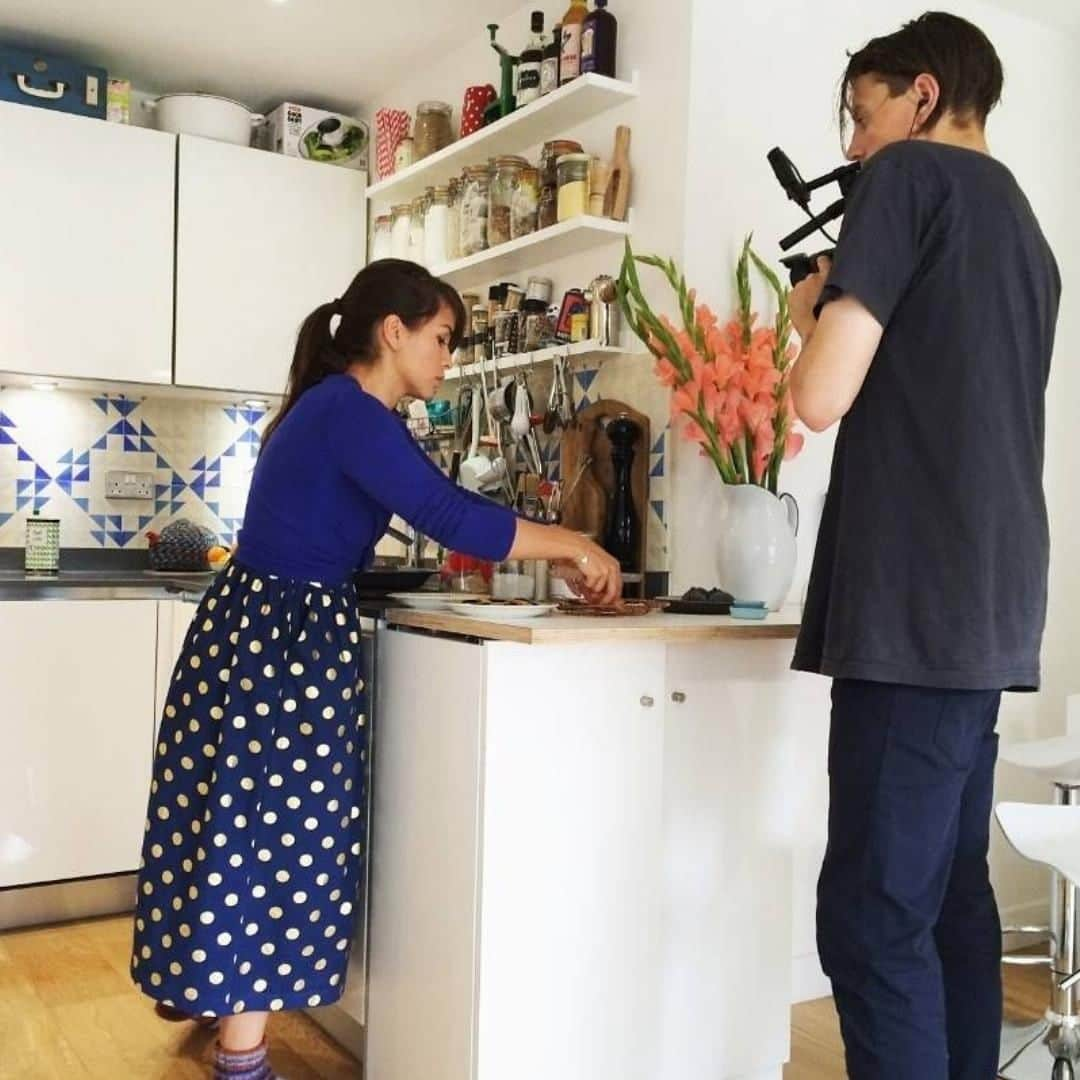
top-left (430, 215), bottom-right (630, 292)
top-left (367, 73), bottom-right (638, 207)
top-left (444, 340), bottom-right (629, 382)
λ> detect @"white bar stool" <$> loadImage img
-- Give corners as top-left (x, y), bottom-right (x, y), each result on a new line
top-left (996, 801), bottom-right (1080, 1079)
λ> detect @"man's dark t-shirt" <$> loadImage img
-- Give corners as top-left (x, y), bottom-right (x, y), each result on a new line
top-left (792, 140), bottom-right (1060, 691)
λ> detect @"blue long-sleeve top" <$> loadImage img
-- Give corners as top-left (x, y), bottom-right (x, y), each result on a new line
top-left (237, 373), bottom-right (517, 584)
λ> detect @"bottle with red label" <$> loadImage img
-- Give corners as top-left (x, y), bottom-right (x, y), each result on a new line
top-left (559, 0), bottom-right (588, 85)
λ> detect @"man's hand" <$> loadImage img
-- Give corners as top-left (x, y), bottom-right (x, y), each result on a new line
top-left (789, 255), bottom-right (832, 344)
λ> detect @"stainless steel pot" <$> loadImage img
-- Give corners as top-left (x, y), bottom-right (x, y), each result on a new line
top-left (143, 92), bottom-right (264, 146)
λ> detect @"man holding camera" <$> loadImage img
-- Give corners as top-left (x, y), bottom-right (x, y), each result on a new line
top-left (788, 12), bottom-right (1060, 1079)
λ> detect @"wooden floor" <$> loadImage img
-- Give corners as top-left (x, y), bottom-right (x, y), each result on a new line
top-left (0, 913), bottom-right (1052, 1078)
top-left (0, 914), bottom-right (361, 1078)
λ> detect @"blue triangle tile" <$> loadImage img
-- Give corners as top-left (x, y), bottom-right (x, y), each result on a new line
top-left (155, 484), bottom-right (169, 497)
top-left (34, 465), bottom-right (50, 481)
top-left (191, 477), bottom-right (206, 498)
top-left (73, 467), bottom-right (90, 483)
top-left (206, 473), bottom-right (221, 488)
top-left (650, 458), bottom-right (665, 478)
top-left (240, 429), bottom-right (260, 444)
top-left (170, 501), bottom-right (186, 515)
top-left (170, 476), bottom-right (186, 491)
top-left (91, 514), bottom-right (107, 527)
top-left (109, 515), bottom-right (123, 529)
top-left (223, 444), bottom-right (236, 457)
top-left (139, 439), bottom-right (154, 452)
top-left (207, 458), bottom-right (221, 472)
top-left (18, 447), bottom-right (33, 461)
top-left (55, 466), bottom-right (74, 485)
top-left (16, 479), bottom-right (32, 494)
top-left (0, 429), bottom-right (14, 445)
top-left (33, 497), bottom-right (48, 512)
top-left (140, 421), bottom-right (155, 436)
top-left (225, 408), bottom-right (238, 423)
top-left (138, 515), bottom-right (155, 530)
top-left (74, 497), bottom-right (90, 511)
top-left (56, 477), bottom-right (73, 494)
top-left (91, 530), bottom-right (107, 546)
top-left (34, 480), bottom-right (50, 494)
top-left (93, 436), bottom-right (108, 450)
top-left (575, 394), bottom-right (593, 413)
top-left (114, 399), bottom-right (138, 417)
top-left (206, 503), bottom-right (220, 518)
top-left (58, 450), bottom-right (74, 465)
top-left (93, 398), bottom-right (109, 415)
top-left (111, 530), bottom-right (136, 547)
top-left (0, 411), bottom-right (14, 428)
top-left (576, 369), bottom-right (599, 393)
top-left (192, 456), bottom-right (206, 471)
top-left (123, 436), bottom-right (139, 452)
top-left (651, 433), bottom-right (666, 455)
top-left (75, 450), bottom-right (90, 466)
top-left (16, 495), bottom-right (31, 511)
top-left (156, 455), bottom-right (170, 469)
top-left (108, 420), bottom-right (126, 436)
top-left (0, 513), bottom-right (11, 529)
top-left (651, 499), bottom-right (666, 523)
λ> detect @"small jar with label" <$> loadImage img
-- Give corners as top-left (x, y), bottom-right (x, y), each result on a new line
top-left (488, 156), bottom-right (528, 248)
top-left (460, 166), bottom-right (491, 256)
top-left (394, 135), bottom-right (415, 173)
top-left (371, 214), bottom-right (393, 261)
top-left (390, 204), bottom-right (412, 259)
top-left (413, 101), bottom-right (453, 160)
top-left (510, 166), bottom-right (540, 240)
top-left (408, 195), bottom-right (427, 265)
top-left (556, 152), bottom-right (591, 221)
top-left (423, 187), bottom-right (450, 268)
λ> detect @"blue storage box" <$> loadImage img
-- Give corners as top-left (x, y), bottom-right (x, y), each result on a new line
top-left (0, 46), bottom-right (107, 119)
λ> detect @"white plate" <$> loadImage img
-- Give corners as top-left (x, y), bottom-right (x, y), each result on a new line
top-left (388, 591), bottom-right (485, 611)
top-left (448, 601), bottom-right (557, 622)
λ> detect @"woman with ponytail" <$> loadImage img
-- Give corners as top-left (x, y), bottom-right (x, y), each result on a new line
top-left (130, 259), bottom-right (620, 1077)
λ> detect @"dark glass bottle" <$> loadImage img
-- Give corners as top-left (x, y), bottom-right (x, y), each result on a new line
top-left (541, 24), bottom-right (561, 96)
top-left (516, 11), bottom-right (545, 107)
top-left (581, 0), bottom-right (617, 78)
top-left (602, 415), bottom-right (641, 571)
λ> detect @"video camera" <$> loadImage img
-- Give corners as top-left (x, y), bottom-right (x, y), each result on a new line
top-left (767, 147), bottom-right (860, 284)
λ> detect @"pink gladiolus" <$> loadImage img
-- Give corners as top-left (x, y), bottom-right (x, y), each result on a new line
top-left (654, 357), bottom-right (681, 386)
top-left (784, 431), bottom-right (805, 459)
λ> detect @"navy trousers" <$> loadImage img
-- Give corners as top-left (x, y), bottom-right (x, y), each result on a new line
top-left (817, 679), bottom-right (1003, 1080)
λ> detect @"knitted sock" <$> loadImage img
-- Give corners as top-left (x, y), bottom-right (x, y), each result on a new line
top-left (213, 1040), bottom-right (275, 1080)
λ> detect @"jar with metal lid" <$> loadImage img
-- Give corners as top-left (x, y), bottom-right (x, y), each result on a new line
top-left (408, 194), bottom-right (427, 265)
top-left (371, 214), bottom-right (393, 261)
top-left (460, 166), bottom-right (491, 256)
top-left (526, 276), bottom-right (553, 305)
top-left (424, 187), bottom-right (450, 268)
top-left (510, 166), bottom-right (540, 240)
top-left (556, 152), bottom-right (591, 222)
top-left (413, 101), bottom-right (453, 160)
top-left (446, 179), bottom-right (462, 261)
top-left (488, 156), bottom-right (528, 248)
top-left (540, 139), bottom-right (583, 189)
top-left (390, 203), bottom-right (412, 259)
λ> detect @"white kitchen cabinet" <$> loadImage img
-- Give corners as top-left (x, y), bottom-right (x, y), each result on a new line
top-left (0, 102), bottom-right (175, 385)
top-left (174, 136), bottom-right (367, 395)
top-left (367, 625), bottom-right (799, 1080)
top-left (153, 597), bottom-right (200, 730)
top-left (0, 600), bottom-right (159, 888)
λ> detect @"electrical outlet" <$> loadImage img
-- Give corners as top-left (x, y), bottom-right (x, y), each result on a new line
top-left (105, 470), bottom-right (154, 500)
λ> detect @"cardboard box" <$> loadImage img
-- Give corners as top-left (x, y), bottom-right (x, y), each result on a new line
top-left (265, 102), bottom-right (369, 171)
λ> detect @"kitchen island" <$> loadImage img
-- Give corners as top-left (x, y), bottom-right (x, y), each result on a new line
top-left (366, 606), bottom-right (816, 1080)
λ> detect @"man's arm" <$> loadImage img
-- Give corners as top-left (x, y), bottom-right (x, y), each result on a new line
top-left (788, 258), bottom-right (884, 432)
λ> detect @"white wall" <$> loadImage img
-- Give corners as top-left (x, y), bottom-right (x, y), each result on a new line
top-left (678, 0), bottom-right (1080, 999)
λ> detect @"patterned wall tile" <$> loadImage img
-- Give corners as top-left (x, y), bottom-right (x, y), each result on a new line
top-left (0, 387), bottom-right (269, 551)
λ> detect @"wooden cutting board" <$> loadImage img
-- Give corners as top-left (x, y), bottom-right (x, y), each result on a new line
top-left (559, 399), bottom-right (651, 588)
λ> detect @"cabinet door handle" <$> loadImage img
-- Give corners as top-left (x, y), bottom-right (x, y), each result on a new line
top-left (640, 695), bottom-right (654, 708)
top-left (671, 691), bottom-right (686, 704)
top-left (16, 75), bottom-right (68, 100)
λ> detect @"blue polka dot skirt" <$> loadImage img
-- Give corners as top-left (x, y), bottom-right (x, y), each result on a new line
top-left (130, 561), bottom-right (368, 1017)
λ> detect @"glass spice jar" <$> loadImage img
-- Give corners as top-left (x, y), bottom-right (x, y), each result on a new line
top-left (393, 135), bottom-right (414, 173)
top-left (408, 194), bottom-right (427, 265)
top-left (371, 214), bottom-right (393, 261)
top-left (556, 152), bottom-right (591, 222)
top-left (538, 184), bottom-right (558, 230)
top-left (423, 187), bottom-right (450, 268)
top-left (390, 203), bottom-right (412, 259)
top-left (459, 166), bottom-right (491, 256)
top-left (540, 139), bottom-right (583, 189)
top-left (488, 155), bottom-right (528, 248)
top-left (510, 166), bottom-right (540, 240)
top-left (446, 179), bottom-right (462, 261)
top-left (413, 101), bottom-right (453, 160)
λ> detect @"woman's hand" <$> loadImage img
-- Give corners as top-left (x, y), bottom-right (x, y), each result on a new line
top-left (789, 255), bottom-right (832, 345)
top-left (556, 536), bottom-right (622, 605)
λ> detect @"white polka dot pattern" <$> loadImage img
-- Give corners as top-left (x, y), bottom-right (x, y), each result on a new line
top-left (130, 563), bottom-right (369, 1016)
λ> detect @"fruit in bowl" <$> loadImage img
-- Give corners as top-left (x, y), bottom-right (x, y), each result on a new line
top-left (207, 545), bottom-right (232, 571)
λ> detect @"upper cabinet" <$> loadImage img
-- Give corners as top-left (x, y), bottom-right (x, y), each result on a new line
top-left (0, 101), bottom-right (175, 384)
top-left (174, 135), bottom-right (367, 396)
